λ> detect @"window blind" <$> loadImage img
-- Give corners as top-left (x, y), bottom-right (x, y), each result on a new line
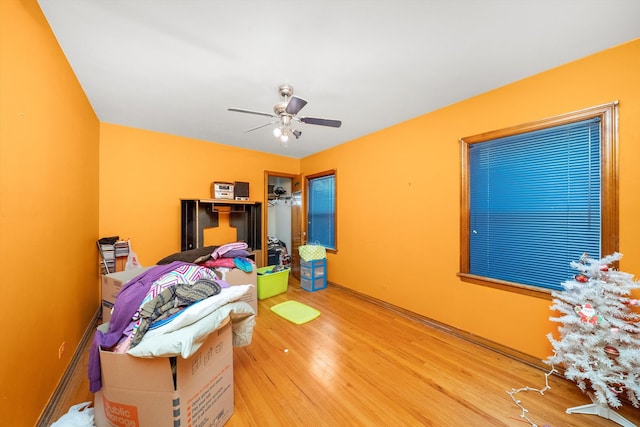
top-left (308, 174), bottom-right (336, 249)
top-left (469, 118), bottom-right (601, 290)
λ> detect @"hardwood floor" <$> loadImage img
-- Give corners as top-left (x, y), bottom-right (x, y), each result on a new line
top-left (46, 278), bottom-right (640, 426)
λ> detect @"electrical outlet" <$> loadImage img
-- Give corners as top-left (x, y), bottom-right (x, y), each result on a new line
top-left (58, 342), bottom-right (65, 359)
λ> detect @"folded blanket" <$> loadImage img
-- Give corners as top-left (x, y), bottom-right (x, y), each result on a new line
top-left (130, 278), bottom-right (223, 347)
top-left (212, 241), bottom-right (248, 260)
top-left (127, 301), bottom-right (255, 358)
top-left (143, 284), bottom-right (253, 337)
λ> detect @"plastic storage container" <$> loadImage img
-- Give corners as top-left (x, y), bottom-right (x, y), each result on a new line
top-left (257, 266), bottom-right (290, 299)
top-left (300, 259), bottom-right (327, 292)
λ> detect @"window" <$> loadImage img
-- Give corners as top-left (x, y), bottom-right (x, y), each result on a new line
top-left (306, 170), bottom-right (336, 250)
top-left (459, 103), bottom-right (618, 294)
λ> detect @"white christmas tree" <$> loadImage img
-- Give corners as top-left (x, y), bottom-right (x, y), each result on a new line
top-left (547, 252), bottom-right (640, 426)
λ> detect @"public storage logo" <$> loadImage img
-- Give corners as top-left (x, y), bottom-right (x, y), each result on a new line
top-left (103, 395), bottom-right (139, 427)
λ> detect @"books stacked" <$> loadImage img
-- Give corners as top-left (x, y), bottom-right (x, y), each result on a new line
top-left (114, 240), bottom-right (129, 258)
top-left (99, 243), bottom-right (115, 274)
top-left (98, 238), bottom-right (130, 274)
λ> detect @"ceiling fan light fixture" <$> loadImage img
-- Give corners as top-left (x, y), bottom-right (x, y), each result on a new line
top-left (286, 96), bottom-right (308, 115)
top-left (228, 84), bottom-right (342, 147)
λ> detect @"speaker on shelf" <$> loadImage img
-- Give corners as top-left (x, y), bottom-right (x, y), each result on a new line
top-left (234, 181), bottom-right (249, 200)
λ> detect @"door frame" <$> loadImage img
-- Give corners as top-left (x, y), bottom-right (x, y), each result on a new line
top-left (263, 171), bottom-right (302, 275)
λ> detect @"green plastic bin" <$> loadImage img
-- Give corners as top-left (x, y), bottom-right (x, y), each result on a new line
top-left (257, 266), bottom-right (290, 300)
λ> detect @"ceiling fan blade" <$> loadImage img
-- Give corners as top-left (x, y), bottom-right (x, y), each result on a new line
top-left (299, 116), bottom-right (342, 128)
top-left (285, 96), bottom-right (308, 115)
top-left (245, 120), bottom-right (279, 132)
top-left (228, 108), bottom-right (276, 118)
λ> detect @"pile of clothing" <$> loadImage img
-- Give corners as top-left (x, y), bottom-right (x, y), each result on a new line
top-left (267, 237), bottom-right (290, 267)
top-left (88, 251), bottom-right (255, 393)
top-left (155, 241), bottom-right (255, 272)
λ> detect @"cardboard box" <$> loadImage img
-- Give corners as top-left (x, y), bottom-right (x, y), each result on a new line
top-left (101, 267), bottom-right (154, 322)
top-left (101, 300), bottom-right (114, 323)
top-left (102, 265), bottom-right (257, 321)
top-left (224, 267), bottom-right (258, 315)
top-left (247, 249), bottom-right (263, 268)
top-left (101, 267), bottom-right (154, 305)
top-left (94, 318), bottom-right (234, 427)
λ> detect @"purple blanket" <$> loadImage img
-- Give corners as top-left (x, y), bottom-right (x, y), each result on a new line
top-left (88, 261), bottom-right (188, 392)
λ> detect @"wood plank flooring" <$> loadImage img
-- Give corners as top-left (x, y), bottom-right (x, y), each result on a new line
top-left (46, 278), bottom-right (640, 426)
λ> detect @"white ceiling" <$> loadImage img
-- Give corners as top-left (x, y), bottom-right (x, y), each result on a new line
top-left (37, 0), bottom-right (640, 159)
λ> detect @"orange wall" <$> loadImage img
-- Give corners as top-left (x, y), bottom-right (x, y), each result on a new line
top-left (99, 123), bottom-right (299, 266)
top-left (4, 0), bottom-right (639, 423)
top-left (0, 1), bottom-right (100, 425)
top-left (302, 38), bottom-right (640, 361)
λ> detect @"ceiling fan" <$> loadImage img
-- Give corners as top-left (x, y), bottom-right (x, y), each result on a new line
top-left (228, 84), bottom-right (342, 146)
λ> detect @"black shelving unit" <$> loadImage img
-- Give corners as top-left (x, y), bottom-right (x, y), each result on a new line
top-left (180, 199), bottom-right (262, 252)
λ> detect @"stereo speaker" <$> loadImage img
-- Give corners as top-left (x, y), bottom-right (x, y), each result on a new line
top-left (234, 181), bottom-right (250, 200)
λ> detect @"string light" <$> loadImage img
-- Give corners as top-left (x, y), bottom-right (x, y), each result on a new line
top-left (506, 363), bottom-right (557, 427)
